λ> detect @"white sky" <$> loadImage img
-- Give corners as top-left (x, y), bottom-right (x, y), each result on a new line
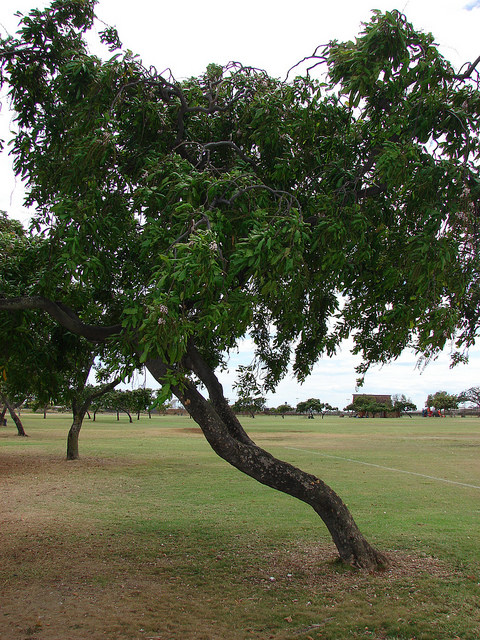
top-left (1, 0), bottom-right (479, 410)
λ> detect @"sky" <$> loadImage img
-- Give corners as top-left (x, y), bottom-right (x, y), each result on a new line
top-left (1, 0), bottom-right (479, 410)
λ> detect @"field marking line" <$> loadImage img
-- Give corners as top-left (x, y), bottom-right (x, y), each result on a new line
top-left (284, 447), bottom-right (480, 490)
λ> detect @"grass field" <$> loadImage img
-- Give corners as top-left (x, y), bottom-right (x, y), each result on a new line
top-left (1, 412), bottom-right (479, 640)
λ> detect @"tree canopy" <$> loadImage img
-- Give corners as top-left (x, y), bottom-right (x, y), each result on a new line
top-left (1, 1), bottom-right (480, 568)
top-left (426, 390), bottom-right (459, 413)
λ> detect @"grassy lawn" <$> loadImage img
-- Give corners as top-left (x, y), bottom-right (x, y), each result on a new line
top-left (1, 412), bottom-right (479, 639)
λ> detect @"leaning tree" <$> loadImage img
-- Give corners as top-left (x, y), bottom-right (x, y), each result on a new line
top-left (457, 386), bottom-right (480, 408)
top-left (1, 1), bottom-right (480, 568)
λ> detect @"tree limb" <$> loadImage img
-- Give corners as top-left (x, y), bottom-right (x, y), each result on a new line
top-left (183, 342), bottom-right (255, 446)
top-left (456, 54), bottom-right (480, 80)
top-left (0, 296), bottom-right (122, 342)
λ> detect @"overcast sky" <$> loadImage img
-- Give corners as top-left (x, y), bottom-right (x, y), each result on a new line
top-left (1, 0), bottom-right (479, 409)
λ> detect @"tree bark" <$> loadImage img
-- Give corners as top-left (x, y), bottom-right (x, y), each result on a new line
top-left (146, 349), bottom-right (388, 570)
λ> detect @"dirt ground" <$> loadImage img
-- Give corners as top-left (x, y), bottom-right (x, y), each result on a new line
top-left (0, 451), bottom-right (462, 640)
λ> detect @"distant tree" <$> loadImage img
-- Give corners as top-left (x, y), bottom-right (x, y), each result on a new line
top-left (296, 398), bottom-right (325, 417)
top-left (426, 391), bottom-right (459, 415)
top-left (321, 403), bottom-right (338, 418)
top-left (103, 390), bottom-right (134, 422)
top-left (392, 394), bottom-right (417, 416)
top-left (0, 392), bottom-right (27, 436)
top-left (67, 375), bottom-right (121, 458)
top-left (275, 403), bottom-right (294, 418)
top-left (457, 387), bottom-right (480, 408)
top-left (232, 395), bottom-right (266, 418)
top-left (345, 396), bottom-right (391, 418)
top-left (129, 387), bottom-right (155, 419)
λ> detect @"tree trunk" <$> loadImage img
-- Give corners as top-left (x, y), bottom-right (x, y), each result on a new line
top-left (146, 349), bottom-right (388, 570)
top-left (67, 377), bottom-right (121, 459)
top-left (67, 410), bottom-right (84, 460)
top-left (1, 395), bottom-right (27, 436)
top-left (1, 404), bottom-right (7, 423)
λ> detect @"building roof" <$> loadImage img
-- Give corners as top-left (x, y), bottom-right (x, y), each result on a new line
top-left (352, 394), bottom-right (392, 404)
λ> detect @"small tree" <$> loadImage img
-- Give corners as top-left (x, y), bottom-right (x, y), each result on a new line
top-left (426, 391), bottom-right (459, 416)
top-left (392, 394), bottom-right (417, 416)
top-left (129, 387), bottom-right (155, 419)
top-left (321, 403), bottom-right (338, 418)
top-left (231, 395), bottom-right (266, 418)
top-left (296, 398), bottom-right (325, 417)
top-left (0, 392), bottom-right (27, 436)
top-left (275, 403), bottom-right (294, 418)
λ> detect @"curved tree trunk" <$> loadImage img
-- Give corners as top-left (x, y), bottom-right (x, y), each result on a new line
top-left (146, 350), bottom-right (388, 570)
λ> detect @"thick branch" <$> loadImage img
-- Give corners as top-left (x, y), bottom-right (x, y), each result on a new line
top-left (456, 54), bottom-right (480, 80)
top-left (0, 296), bottom-right (122, 342)
top-left (78, 376), bottom-right (121, 417)
top-left (183, 343), bottom-right (255, 446)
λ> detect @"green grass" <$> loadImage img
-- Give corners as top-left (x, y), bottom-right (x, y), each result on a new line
top-left (1, 412), bottom-right (480, 639)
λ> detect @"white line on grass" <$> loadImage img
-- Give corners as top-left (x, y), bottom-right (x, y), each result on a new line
top-left (284, 447), bottom-right (480, 490)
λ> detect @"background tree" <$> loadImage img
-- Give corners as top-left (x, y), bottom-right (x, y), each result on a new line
top-left (128, 387), bottom-right (155, 419)
top-left (0, 391), bottom-right (27, 436)
top-left (392, 394), bottom-right (417, 416)
top-left (274, 403), bottom-right (294, 418)
top-left (231, 395), bottom-right (266, 418)
top-left (1, 3), bottom-right (480, 568)
top-left (457, 387), bottom-right (480, 409)
top-left (321, 402), bottom-right (338, 418)
top-left (64, 362), bottom-right (121, 459)
top-left (102, 389), bottom-right (134, 422)
top-left (296, 398), bottom-right (325, 416)
top-left (426, 391), bottom-right (459, 416)
top-left (345, 396), bottom-right (392, 418)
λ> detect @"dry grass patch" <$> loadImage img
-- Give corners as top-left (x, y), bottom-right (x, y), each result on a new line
top-left (2, 418), bottom-right (480, 639)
